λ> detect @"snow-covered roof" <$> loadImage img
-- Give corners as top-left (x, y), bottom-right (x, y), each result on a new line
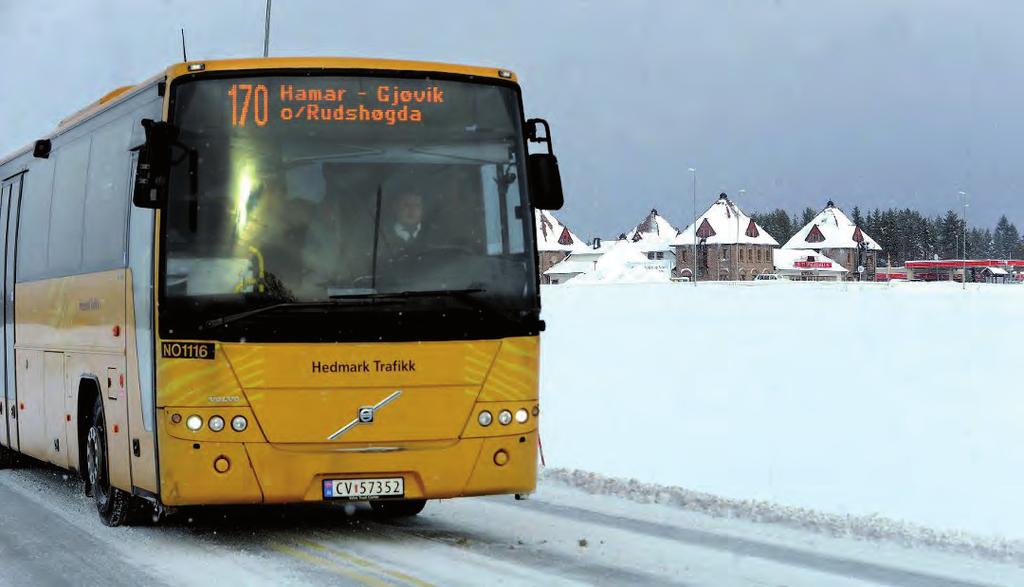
top-left (773, 249), bottom-right (848, 273)
top-left (536, 210), bottom-right (588, 253)
top-left (624, 209), bottom-right (680, 245)
top-left (782, 201), bottom-right (882, 251)
top-left (672, 194), bottom-right (779, 247)
top-left (544, 257), bottom-right (596, 276)
top-left (984, 266), bottom-right (1009, 275)
top-left (575, 238), bottom-right (623, 257)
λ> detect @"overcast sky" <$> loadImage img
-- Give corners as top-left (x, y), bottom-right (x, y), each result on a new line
top-left (2, 0), bottom-right (1022, 237)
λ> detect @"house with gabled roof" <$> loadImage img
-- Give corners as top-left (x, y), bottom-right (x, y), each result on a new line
top-left (672, 193), bottom-right (779, 281)
top-left (782, 200), bottom-right (881, 280)
top-left (536, 210), bottom-right (588, 284)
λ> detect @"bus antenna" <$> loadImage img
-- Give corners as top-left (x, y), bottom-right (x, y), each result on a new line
top-left (181, 28), bottom-right (188, 62)
top-left (263, 0), bottom-right (272, 57)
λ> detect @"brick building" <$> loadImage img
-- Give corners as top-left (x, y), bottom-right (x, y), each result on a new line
top-left (536, 210), bottom-right (588, 284)
top-left (671, 193), bottom-right (779, 280)
top-left (782, 201), bottom-right (881, 280)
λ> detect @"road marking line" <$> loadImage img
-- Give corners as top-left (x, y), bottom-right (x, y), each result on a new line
top-left (269, 542), bottom-right (390, 587)
top-left (295, 537), bottom-right (435, 587)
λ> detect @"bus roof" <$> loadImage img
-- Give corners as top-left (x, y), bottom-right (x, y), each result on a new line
top-left (165, 56), bottom-right (518, 84)
top-left (3, 57), bottom-right (519, 166)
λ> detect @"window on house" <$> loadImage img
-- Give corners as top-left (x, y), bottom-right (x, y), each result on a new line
top-left (656, 252), bottom-right (664, 260)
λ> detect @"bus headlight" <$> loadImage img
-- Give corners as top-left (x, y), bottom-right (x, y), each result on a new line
top-left (497, 410), bottom-right (513, 425)
top-left (231, 415), bottom-right (248, 432)
top-left (515, 409), bottom-right (529, 424)
top-left (478, 411), bottom-right (493, 426)
top-left (208, 416), bottom-right (225, 432)
top-left (185, 415), bottom-right (203, 431)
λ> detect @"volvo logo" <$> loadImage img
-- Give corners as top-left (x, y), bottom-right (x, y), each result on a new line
top-left (358, 407), bottom-right (375, 423)
top-left (327, 390), bottom-right (402, 440)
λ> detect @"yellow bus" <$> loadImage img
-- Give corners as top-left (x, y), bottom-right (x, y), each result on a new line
top-left (0, 57), bottom-right (564, 526)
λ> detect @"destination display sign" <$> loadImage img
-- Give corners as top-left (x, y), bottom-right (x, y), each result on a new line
top-left (227, 82), bottom-right (446, 128)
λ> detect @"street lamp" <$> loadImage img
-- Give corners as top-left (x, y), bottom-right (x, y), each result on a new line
top-left (737, 189), bottom-right (746, 277)
top-left (959, 190), bottom-right (967, 289)
top-left (689, 168), bottom-right (697, 286)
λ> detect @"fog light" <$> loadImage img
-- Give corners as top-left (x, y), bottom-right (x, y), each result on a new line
top-left (208, 416), bottom-right (225, 432)
top-left (185, 415), bottom-right (203, 431)
top-left (213, 456), bottom-right (230, 473)
top-left (498, 410), bottom-right (512, 425)
top-left (171, 413), bottom-right (182, 424)
top-left (493, 449), bottom-right (509, 466)
top-left (478, 410), bottom-right (493, 426)
top-left (231, 415), bottom-right (248, 432)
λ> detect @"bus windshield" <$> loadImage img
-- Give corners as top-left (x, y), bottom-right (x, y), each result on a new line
top-left (162, 74), bottom-right (537, 341)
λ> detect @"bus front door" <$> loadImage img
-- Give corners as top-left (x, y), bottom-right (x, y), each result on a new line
top-left (0, 174), bottom-right (22, 452)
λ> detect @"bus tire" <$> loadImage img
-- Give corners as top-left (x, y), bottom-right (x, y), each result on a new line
top-left (86, 397), bottom-right (132, 527)
top-left (370, 499), bottom-right (426, 518)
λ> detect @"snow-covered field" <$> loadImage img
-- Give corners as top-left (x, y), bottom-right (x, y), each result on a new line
top-left (539, 281), bottom-right (1024, 542)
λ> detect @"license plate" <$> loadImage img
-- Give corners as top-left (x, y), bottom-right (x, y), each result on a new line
top-left (323, 477), bottom-right (405, 500)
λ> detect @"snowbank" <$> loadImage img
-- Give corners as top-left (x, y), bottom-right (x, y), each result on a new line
top-left (569, 240), bottom-right (672, 284)
top-left (539, 281), bottom-right (1024, 541)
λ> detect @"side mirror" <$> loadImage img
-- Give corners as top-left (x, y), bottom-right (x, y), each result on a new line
top-left (33, 139), bottom-right (51, 159)
top-left (132, 119), bottom-right (177, 209)
top-left (527, 153), bottom-right (564, 211)
top-left (525, 118), bottom-right (564, 211)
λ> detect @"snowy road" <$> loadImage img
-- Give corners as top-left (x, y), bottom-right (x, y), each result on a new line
top-left (1, 465), bottom-right (1019, 587)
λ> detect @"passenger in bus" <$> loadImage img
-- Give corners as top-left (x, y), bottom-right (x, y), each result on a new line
top-left (239, 175), bottom-right (310, 298)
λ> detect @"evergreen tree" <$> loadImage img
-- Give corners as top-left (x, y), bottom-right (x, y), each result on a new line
top-left (750, 208), bottom-right (795, 244)
top-left (993, 216), bottom-right (1020, 259)
top-left (801, 207), bottom-right (817, 226)
top-left (851, 206), bottom-right (865, 229)
top-left (937, 210), bottom-right (962, 259)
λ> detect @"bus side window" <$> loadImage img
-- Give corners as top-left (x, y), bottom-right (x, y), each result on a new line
top-left (83, 117), bottom-right (134, 271)
top-left (17, 160), bottom-right (54, 282)
top-left (48, 136), bottom-right (91, 275)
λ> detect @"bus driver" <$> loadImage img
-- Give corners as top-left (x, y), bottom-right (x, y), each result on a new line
top-left (380, 191), bottom-right (426, 259)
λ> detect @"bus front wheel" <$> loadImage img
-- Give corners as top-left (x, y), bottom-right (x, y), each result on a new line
top-left (86, 398), bottom-right (133, 527)
top-left (370, 499), bottom-right (426, 518)
top-left (0, 444), bottom-right (18, 469)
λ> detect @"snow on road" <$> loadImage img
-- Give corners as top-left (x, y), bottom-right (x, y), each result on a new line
top-left (2, 464), bottom-right (1020, 587)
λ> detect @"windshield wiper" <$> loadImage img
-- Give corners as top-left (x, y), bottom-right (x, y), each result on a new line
top-left (328, 288), bottom-right (485, 300)
top-left (329, 288), bottom-right (524, 325)
top-left (203, 298), bottom-right (397, 329)
top-left (205, 288), bottom-right (492, 330)
top-left (203, 302), bottom-right (302, 329)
